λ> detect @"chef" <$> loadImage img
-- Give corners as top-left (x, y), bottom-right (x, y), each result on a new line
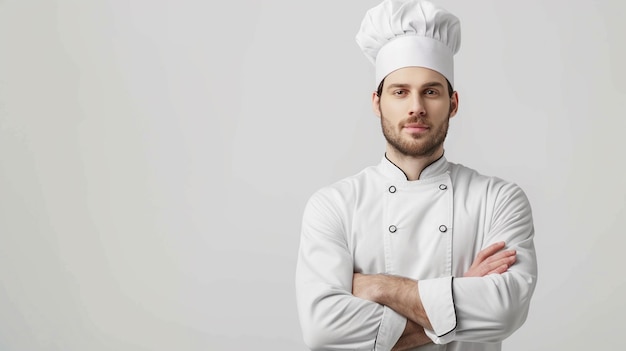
top-left (295, 0), bottom-right (538, 350)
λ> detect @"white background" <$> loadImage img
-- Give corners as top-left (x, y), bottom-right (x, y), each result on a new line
top-left (0, 0), bottom-right (624, 350)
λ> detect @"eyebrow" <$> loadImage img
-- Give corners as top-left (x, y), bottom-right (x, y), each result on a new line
top-left (386, 81), bottom-right (445, 90)
top-left (422, 81), bottom-right (445, 89)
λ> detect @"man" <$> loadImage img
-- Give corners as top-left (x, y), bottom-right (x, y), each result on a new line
top-left (295, 0), bottom-right (537, 350)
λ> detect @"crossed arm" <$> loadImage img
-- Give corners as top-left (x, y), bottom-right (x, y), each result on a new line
top-left (352, 242), bottom-right (517, 350)
top-left (296, 184), bottom-right (537, 350)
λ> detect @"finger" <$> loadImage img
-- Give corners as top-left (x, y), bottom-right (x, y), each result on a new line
top-left (475, 241), bottom-right (506, 263)
top-left (486, 255), bottom-right (517, 274)
top-left (482, 249), bottom-right (516, 264)
top-left (470, 254), bottom-right (516, 277)
top-left (487, 264), bottom-right (510, 275)
top-left (486, 253), bottom-right (516, 269)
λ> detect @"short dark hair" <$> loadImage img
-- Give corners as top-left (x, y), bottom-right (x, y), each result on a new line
top-left (376, 77), bottom-right (455, 98)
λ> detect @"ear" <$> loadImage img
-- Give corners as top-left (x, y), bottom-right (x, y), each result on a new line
top-left (449, 91), bottom-right (459, 118)
top-left (372, 92), bottom-right (382, 118)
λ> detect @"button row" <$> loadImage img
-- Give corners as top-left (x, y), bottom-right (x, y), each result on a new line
top-left (388, 184), bottom-right (448, 193)
top-left (388, 224), bottom-right (448, 233)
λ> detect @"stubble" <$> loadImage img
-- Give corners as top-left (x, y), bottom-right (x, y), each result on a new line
top-left (380, 113), bottom-right (450, 158)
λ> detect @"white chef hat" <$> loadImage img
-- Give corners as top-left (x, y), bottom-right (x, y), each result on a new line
top-left (356, 0), bottom-right (461, 89)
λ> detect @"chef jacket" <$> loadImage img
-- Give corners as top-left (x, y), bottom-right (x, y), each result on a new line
top-left (296, 155), bottom-right (537, 351)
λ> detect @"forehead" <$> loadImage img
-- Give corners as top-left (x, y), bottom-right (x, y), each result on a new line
top-left (384, 66), bottom-right (447, 87)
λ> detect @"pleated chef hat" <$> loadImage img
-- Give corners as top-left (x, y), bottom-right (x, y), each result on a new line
top-left (356, 0), bottom-right (461, 89)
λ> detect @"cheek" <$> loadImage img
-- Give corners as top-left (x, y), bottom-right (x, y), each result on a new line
top-left (426, 100), bottom-right (451, 115)
top-left (380, 100), bottom-right (406, 117)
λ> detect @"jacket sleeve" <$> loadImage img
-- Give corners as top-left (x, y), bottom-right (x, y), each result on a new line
top-left (296, 189), bottom-right (406, 351)
top-left (420, 182), bottom-right (538, 344)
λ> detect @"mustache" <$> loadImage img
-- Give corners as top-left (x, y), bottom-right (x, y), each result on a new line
top-left (403, 117), bottom-right (430, 126)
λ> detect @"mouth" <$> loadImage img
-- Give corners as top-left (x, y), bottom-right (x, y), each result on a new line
top-left (403, 123), bottom-right (430, 133)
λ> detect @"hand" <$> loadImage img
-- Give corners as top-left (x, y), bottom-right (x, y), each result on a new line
top-left (352, 273), bottom-right (383, 303)
top-left (464, 241), bottom-right (516, 277)
top-left (353, 273), bottom-right (432, 330)
top-left (391, 319), bottom-right (431, 351)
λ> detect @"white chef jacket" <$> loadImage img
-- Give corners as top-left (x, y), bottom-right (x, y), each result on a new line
top-left (296, 155), bottom-right (537, 351)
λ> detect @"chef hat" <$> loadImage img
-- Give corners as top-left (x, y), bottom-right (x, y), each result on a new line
top-left (356, 0), bottom-right (461, 89)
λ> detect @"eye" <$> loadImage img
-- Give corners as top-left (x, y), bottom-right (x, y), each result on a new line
top-left (424, 89), bottom-right (439, 96)
top-left (392, 89), bottom-right (407, 96)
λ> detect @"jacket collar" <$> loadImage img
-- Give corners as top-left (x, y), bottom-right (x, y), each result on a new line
top-left (379, 153), bottom-right (449, 181)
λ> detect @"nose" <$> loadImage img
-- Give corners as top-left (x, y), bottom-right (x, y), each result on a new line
top-left (408, 94), bottom-right (426, 116)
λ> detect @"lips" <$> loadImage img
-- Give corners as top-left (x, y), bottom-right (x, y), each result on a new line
top-left (403, 122), bottom-right (430, 133)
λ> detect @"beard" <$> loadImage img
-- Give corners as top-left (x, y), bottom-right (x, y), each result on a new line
top-left (380, 112), bottom-right (450, 158)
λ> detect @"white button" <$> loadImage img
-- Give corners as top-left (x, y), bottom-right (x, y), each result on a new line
top-left (439, 184), bottom-right (448, 190)
top-left (389, 225), bottom-right (397, 233)
top-left (439, 225), bottom-right (447, 233)
top-left (389, 185), bottom-right (396, 193)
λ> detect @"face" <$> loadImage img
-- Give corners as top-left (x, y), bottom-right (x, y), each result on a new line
top-left (373, 67), bottom-right (458, 158)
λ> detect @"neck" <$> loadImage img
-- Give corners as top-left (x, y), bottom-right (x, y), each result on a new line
top-left (385, 145), bottom-right (444, 181)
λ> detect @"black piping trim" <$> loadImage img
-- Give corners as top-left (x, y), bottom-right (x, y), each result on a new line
top-left (383, 151), bottom-right (446, 181)
top-left (384, 153), bottom-right (410, 180)
top-left (436, 276), bottom-right (458, 338)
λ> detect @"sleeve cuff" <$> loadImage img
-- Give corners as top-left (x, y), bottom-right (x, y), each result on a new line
top-left (419, 276), bottom-right (457, 344)
top-left (374, 306), bottom-right (406, 351)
